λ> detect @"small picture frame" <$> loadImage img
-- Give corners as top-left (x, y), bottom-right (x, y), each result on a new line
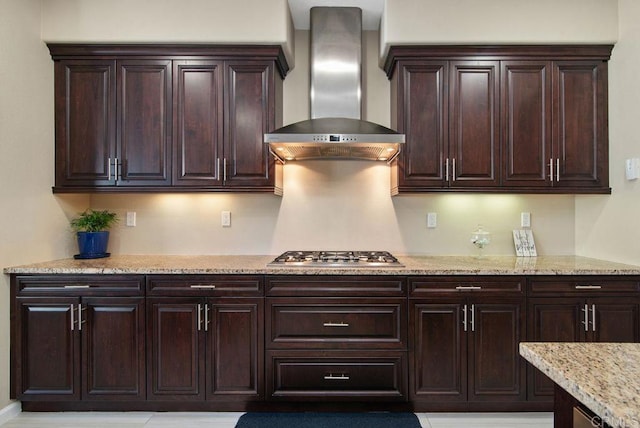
top-left (513, 229), bottom-right (537, 257)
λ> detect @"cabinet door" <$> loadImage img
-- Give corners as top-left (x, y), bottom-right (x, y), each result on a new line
top-left (411, 302), bottom-right (465, 402)
top-left (449, 61), bottom-right (499, 187)
top-left (173, 61), bottom-right (223, 186)
top-left (55, 60), bottom-right (116, 187)
top-left (223, 61), bottom-right (276, 188)
top-left (468, 301), bottom-right (525, 402)
top-left (206, 299), bottom-right (263, 400)
top-left (552, 61), bottom-right (609, 189)
top-left (527, 298), bottom-right (582, 400)
top-left (82, 297), bottom-right (145, 401)
top-left (16, 297), bottom-right (80, 400)
top-left (117, 60), bottom-right (172, 186)
top-left (147, 298), bottom-right (204, 400)
top-left (501, 61), bottom-right (552, 187)
top-left (588, 298), bottom-right (639, 343)
top-left (393, 61), bottom-right (449, 190)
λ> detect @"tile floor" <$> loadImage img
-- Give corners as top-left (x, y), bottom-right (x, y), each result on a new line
top-left (0, 411), bottom-right (554, 427)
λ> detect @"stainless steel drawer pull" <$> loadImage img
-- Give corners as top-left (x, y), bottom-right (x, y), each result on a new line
top-left (581, 304), bottom-right (589, 332)
top-left (70, 304), bottom-right (75, 331)
top-left (575, 285), bottom-right (602, 290)
top-left (323, 322), bottom-right (349, 327)
top-left (324, 374), bottom-right (350, 380)
top-left (455, 286), bottom-right (482, 290)
top-left (190, 285), bottom-right (217, 289)
top-left (64, 285), bottom-right (91, 289)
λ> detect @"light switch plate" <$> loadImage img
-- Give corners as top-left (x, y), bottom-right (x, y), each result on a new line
top-left (521, 212), bottom-right (531, 228)
top-left (126, 211), bottom-right (136, 227)
top-left (427, 212), bottom-right (437, 228)
top-left (221, 211), bottom-right (231, 227)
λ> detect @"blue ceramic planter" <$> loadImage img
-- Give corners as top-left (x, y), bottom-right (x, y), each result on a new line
top-left (76, 231), bottom-right (110, 258)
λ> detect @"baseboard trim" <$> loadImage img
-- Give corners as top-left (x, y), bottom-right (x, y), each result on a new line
top-left (0, 401), bottom-right (21, 425)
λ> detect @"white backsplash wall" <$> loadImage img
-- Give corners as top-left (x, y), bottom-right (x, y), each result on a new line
top-left (86, 161), bottom-right (575, 256)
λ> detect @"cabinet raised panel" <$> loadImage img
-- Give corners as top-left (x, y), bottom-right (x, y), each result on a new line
top-left (55, 61), bottom-right (115, 187)
top-left (224, 61), bottom-right (275, 188)
top-left (173, 61), bottom-right (223, 185)
top-left (553, 61), bottom-right (608, 188)
top-left (117, 61), bottom-right (172, 186)
top-left (412, 303), bottom-right (465, 401)
top-left (17, 298), bottom-right (79, 400)
top-left (502, 61), bottom-right (551, 186)
top-left (449, 61), bottom-right (499, 187)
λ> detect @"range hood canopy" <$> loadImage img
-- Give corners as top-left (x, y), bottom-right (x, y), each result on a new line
top-left (265, 7), bottom-right (404, 162)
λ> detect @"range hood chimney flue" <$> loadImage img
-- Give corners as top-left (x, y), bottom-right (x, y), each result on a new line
top-left (264, 6), bottom-right (405, 162)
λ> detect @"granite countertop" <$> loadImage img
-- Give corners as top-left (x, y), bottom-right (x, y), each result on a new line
top-left (4, 255), bottom-right (640, 275)
top-left (520, 342), bottom-right (640, 428)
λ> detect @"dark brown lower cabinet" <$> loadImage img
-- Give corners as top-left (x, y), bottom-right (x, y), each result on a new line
top-left (527, 297), bottom-right (640, 401)
top-left (147, 297), bottom-right (263, 402)
top-left (15, 296), bottom-right (145, 401)
top-left (411, 299), bottom-right (526, 405)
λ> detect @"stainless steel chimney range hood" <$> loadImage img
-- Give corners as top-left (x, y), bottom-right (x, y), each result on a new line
top-left (265, 7), bottom-right (405, 163)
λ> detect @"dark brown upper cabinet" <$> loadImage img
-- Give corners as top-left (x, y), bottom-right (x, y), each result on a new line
top-left (386, 45), bottom-right (613, 194)
top-left (49, 44), bottom-right (288, 194)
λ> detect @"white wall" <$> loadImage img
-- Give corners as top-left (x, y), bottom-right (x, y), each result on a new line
top-left (41, 0), bottom-right (296, 66)
top-left (0, 0), bottom-right (88, 408)
top-left (575, 0), bottom-right (640, 265)
top-left (381, 0), bottom-right (618, 60)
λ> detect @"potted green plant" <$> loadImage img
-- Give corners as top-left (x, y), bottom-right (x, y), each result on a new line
top-left (70, 209), bottom-right (118, 259)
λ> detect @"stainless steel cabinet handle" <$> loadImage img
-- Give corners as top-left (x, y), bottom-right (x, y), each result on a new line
top-left (204, 304), bottom-right (210, 332)
top-left (452, 158), bottom-right (456, 182)
top-left (64, 285), bottom-right (91, 289)
top-left (455, 286), bottom-right (482, 291)
top-left (217, 158), bottom-right (221, 180)
top-left (78, 305), bottom-right (86, 331)
top-left (190, 284), bottom-right (217, 289)
top-left (556, 158), bottom-right (560, 182)
top-left (591, 304), bottom-right (596, 332)
top-left (223, 158), bottom-right (227, 182)
top-left (323, 322), bottom-right (349, 327)
top-left (575, 285), bottom-right (602, 290)
top-left (324, 374), bottom-right (350, 380)
top-left (462, 304), bottom-right (468, 332)
top-left (197, 304), bottom-right (202, 331)
top-left (445, 158), bottom-right (450, 182)
top-left (108, 157), bottom-right (112, 181)
top-left (70, 304), bottom-right (75, 331)
top-left (549, 158), bottom-right (554, 182)
top-left (581, 304), bottom-right (589, 332)
top-left (470, 304), bottom-right (475, 332)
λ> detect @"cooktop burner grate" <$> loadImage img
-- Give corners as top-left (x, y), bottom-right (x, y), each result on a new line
top-left (267, 251), bottom-right (404, 267)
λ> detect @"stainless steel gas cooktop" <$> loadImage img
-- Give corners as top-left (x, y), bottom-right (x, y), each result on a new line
top-left (268, 251), bottom-right (404, 267)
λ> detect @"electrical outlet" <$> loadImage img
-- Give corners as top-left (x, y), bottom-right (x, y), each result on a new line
top-left (126, 211), bottom-right (136, 227)
top-left (427, 212), bottom-right (437, 228)
top-left (521, 212), bottom-right (531, 228)
top-left (221, 211), bottom-right (231, 227)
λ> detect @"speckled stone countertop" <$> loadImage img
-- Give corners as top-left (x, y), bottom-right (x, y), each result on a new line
top-left (4, 255), bottom-right (640, 275)
top-left (520, 342), bottom-right (640, 428)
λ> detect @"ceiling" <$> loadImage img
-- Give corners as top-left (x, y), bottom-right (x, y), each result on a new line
top-left (287, 0), bottom-right (384, 30)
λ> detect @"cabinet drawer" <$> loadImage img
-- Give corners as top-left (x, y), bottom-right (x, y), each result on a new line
top-left (267, 298), bottom-right (406, 349)
top-left (267, 351), bottom-right (407, 401)
top-left (147, 275), bottom-right (263, 296)
top-left (14, 275), bottom-right (144, 296)
top-left (267, 276), bottom-right (405, 297)
top-left (409, 276), bottom-right (524, 297)
top-left (529, 277), bottom-right (640, 295)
